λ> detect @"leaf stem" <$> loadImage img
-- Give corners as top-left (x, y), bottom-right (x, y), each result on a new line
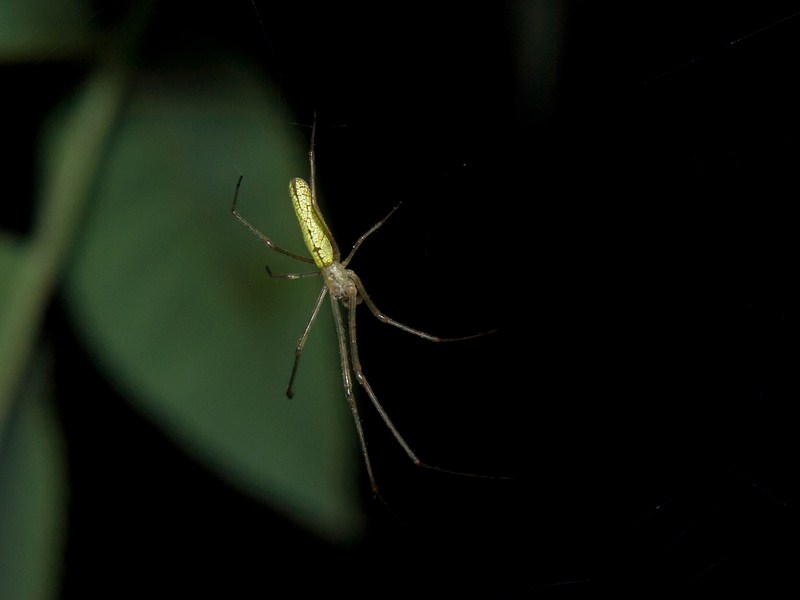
top-left (0, 68), bottom-right (127, 434)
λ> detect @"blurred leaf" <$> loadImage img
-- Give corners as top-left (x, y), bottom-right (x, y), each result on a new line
top-left (0, 239), bottom-right (23, 429)
top-left (0, 66), bottom-right (123, 598)
top-left (0, 237), bottom-right (23, 314)
top-left (63, 60), bottom-right (363, 540)
top-left (0, 349), bottom-right (67, 600)
top-left (1, 68), bottom-right (126, 431)
top-left (0, 0), bottom-right (96, 62)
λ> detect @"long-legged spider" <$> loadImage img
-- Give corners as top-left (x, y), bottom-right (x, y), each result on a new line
top-left (231, 119), bottom-right (492, 494)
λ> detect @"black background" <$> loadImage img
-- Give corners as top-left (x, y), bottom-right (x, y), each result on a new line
top-left (6, 1), bottom-right (799, 596)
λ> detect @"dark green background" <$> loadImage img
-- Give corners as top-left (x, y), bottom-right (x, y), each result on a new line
top-left (2, 1), bottom-right (798, 597)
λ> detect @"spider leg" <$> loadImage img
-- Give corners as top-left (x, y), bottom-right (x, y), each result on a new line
top-left (329, 292), bottom-right (377, 493)
top-left (347, 282), bottom-right (510, 483)
top-left (286, 286), bottom-right (328, 399)
top-left (265, 265), bottom-right (319, 279)
top-left (231, 174), bottom-right (316, 265)
top-left (342, 204), bottom-right (401, 267)
top-left (346, 292), bottom-right (422, 467)
top-left (307, 113), bottom-right (340, 261)
top-left (351, 273), bottom-right (496, 341)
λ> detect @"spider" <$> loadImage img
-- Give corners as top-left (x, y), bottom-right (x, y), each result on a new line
top-left (231, 118), bottom-right (492, 494)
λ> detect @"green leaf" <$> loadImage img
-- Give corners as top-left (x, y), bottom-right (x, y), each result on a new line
top-left (0, 349), bottom-right (67, 600)
top-left (0, 66), bottom-right (121, 597)
top-left (1, 67), bottom-right (126, 435)
top-left (0, 239), bottom-right (24, 428)
top-left (63, 61), bottom-right (364, 541)
top-left (0, 237), bottom-right (23, 319)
